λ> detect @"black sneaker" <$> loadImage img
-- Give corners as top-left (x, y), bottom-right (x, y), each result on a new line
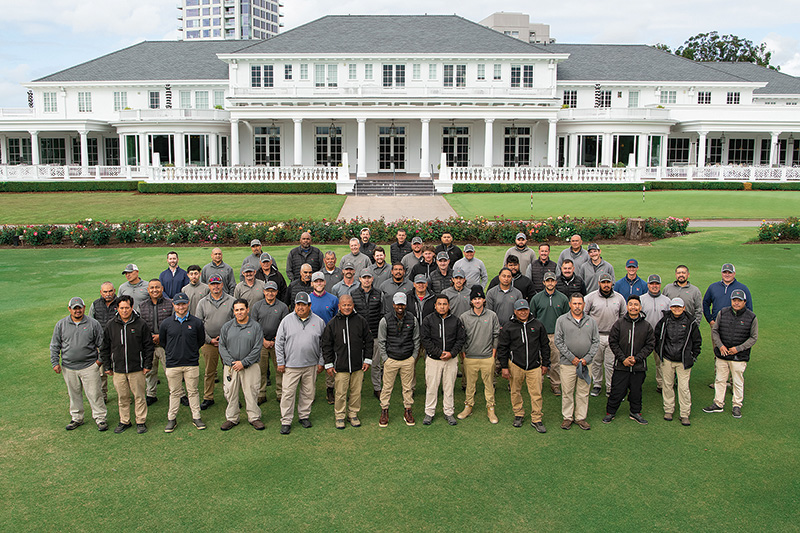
top-left (443, 414), bottom-right (457, 426)
top-left (531, 421), bottom-right (547, 433)
top-left (97, 421), bottom-right (109, 432)
top-left (590, 386), bottom-right (601, 397)
top-left (114, 422), bottom-right (132, 434)
top-left (280, 424), bottom-right (291, 435)
top-left (703, 403), bottom-right (723, 413)
top-left (629, 413), bottom-right (648, 425)
top-left (136, 423), bottom-right (147, 434)
top-left (200, 399), bottom-right (215, 410)
top-left (146, 396), bottom-right (158, 406)
top-left (422, 414), bottom-right (433, 425)
top-left (732, 406), bottom-right (742, 418)
top-left (656, 387), bottom-right (663, 394)
top-left (164, 419), bottom-right (177, 433)
top-left (602, 414), bottom-right (615, 424)
top-left (180, 396), bottom-right (189, 407)
top-left (299, 418), bottom-right (312, 429)
top-left (326, 387), bottom-right (335, 405)
top-left (65, 420), bottom-right (84, 431)
top-left (512, 416), bottom-right (523, 428)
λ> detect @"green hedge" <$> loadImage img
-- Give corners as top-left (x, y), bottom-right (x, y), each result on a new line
top-left (452, 181), bottom-right (800, 193)
top-left (137, 182), bottom-right (336, 194)
top-left (0, 181), bottom-right (139, 192)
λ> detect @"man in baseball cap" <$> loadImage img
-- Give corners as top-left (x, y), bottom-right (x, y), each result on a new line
top-left (119, 263), bottom-right (149, 309)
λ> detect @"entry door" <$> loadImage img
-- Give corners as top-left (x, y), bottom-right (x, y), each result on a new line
top-left (378, 126), bottom-right (406, 171)
top-left (443, 126), bottom-right (469, 167)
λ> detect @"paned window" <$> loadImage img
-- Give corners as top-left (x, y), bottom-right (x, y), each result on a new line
top-left (78, 92), bottom-right (92, 112)
top-left (43, 92), bottom-right (57, 113)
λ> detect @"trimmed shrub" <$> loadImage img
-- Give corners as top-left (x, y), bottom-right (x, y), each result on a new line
top-left (452, 181), bottom-right (800, 193)
top-left (0, 181), bottom-right (138, 192)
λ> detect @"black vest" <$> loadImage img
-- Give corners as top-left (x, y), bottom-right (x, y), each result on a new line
top-left (384, 312), bottom-right (417, 360)
top-left (716, 307), bottom-right (755, 361)
top-left (91, 297), bottom-right (119, 326)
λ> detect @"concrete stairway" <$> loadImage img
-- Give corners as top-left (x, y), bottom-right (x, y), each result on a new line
top-left (352, 174), bottom-right (436, 196)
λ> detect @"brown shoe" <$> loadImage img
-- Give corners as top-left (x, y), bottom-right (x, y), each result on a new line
top-left (561, 419), bottom-right (573, 430)
top-left (326, 387), bottom-right (335, 405)
top-left (403, 408), bottom-right (415, 426)
top-left (487, 407), bottom-right (499, 424)
top-left (551, 385), bottom-right (562, 396)
top-left (220, 420), bottom-right (237, 431)
top-left (575, 419), bottom-right (591, 430)
top-left (379, 408), bottom-right (389, 428)
top-left (664, 412), bottom-right (673, 421)
top-left (457, 405), bottom-right (473, 420)
top-left (250, 419), bottom-right (265, 430)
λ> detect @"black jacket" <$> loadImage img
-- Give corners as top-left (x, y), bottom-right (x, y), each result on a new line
top-left (286, 245), bottom-right (323, 281)
top-left (429, 268), bottom-right (454, 294)
top-left (321, 311), bottom-right (374, 373)
top-left (255, 264), bottom-right (288, 302)
top-left (609, 313), bottom-right (655, 372)
top-left (285, 279), bottom-right (313, 309)
top-left (421, 312), bottom-right (466, 360)
top-left (654, 310), bottom-right (702, 369)
top-left (714, 307), bottom-right (757, 362)
top-left (100, 313), bottom-right (154, 373)
top-left (383, 312), bottom-right (418, 360)
top-left (488, 272), bottom-right (534, 300)
top-left (351, 286), bottom-right (383, 335)
top-left (390, 240), bottom-right (413, 264)
top-left (497, 316), bottom-right (550, 371)
top-left (528, 258), bottom-right (558, 295)
top-left (410, 260), bottom-right (437, 281)
top-left (434, 243), bottom-right (463, 263)
top-left (556, 274), bottom-right (586, 297)
top-left (159, 314), bottom-right (206, 368)
top-left (406, 290), bottom-right (436, 327)
top-left (359, 241), bottom-right (377, 263)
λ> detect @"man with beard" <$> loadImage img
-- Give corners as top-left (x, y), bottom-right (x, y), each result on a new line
top-left (504, 232), bottom-right (536, 278)
top-left (286, 232), bottom-right (323, 281)
top-left (579, 244), bottom-right (615, 294)
top-left (239, 239), bottom-right (263, 281)
top-left (390, 228), bottom-right (412, 264)
top-left (584, 273), bottom-right (626, 398)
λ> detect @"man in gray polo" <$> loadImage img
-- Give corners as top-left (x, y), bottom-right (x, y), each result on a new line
top-left (182, 265), bottom-right (209, 316)
top-left (234, 264), bottom-right (266, 309)
top-left (195, 275), bottom-right (235, 410)
top-left (580, 243), bottom-right (615, 293)
top-left (50, 297), bottom-right (108, 431)
top-left (340, 237), bottom-right (372, 274)
top-left (201, 248), bottom-right (236, 295)
top-left (584, 272), bottom-right (626, 397)
top-left (401, 236), bottom-right (425, 277)
top-left (458, 285), bottom-right (500, 423)
top-left (640, 274), bottom-right (671, 393)
top-left (119, 263), bottom-right (149, 310)
top-left (453, 244), bottom-right (488, 289)
top-left (370, 246), bottom-right (391, 288)
top-left (251, 281), bottom-right (289, 404)
top-left (504, 232), bottom-right (536, 278)
top-left (380, 262), bottom-right (413, 315)
top-left (661, 265), bottom-right (703, 324)
top-left (486, 267), bottom-right (523, 327)
top-left (331, 261), bottom-right (360, 298)
top-left (240, 239), bottom-right (263, 281)
top-left (557, 234), bottom-right (590, 274)
top-left (275, 292), bottom-right (326, 434)
top-left (321, 250), bottom-right (344, 288)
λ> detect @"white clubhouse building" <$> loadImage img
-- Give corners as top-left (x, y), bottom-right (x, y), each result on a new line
top-left (1, 15), bottom-right (799, 191)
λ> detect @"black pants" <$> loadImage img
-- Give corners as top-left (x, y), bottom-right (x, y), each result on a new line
top-left (606, 370), bottom-right (646, 415)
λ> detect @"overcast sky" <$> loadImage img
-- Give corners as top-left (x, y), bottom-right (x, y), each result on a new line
top-left (1, 0), bottom-right (798, 107)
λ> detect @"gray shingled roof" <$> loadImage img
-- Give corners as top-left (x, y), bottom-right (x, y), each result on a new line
top-left (233, 15), bottom-right (554, 55)
top-left (33, 40), bottom-right (249, 82)
top-left (700, 62), bottom-right (800, 95)
top-left (543, 44), bottom-right (751, 83)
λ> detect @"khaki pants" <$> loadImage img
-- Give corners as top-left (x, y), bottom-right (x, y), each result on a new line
top-left (381, 357), bottom-right (415, 409)
top-left (165, 366), bottom-right (201, 420)
top-left (652, 350), bottom-right (664, 388)
top-left (369, 342), bottom-right (382, 392)
top-left (510, 362), bottom-right (544, 422)
top-left (101, 373), bottom-right (109, 401)
top-left (258, 346), bottom-right (282, 401)
top-left (113, 371), bottom-right (147, 424)
top-left (424, 357), bottom-right (458, 417)
top-left (280, 366), bottom-right (316, 425)
top-left (560, 363), bottom-right (590, 421)
top-left (334, 370), bottom-right (364, 419)
top-left (463, 356), bottom-right (495, 408)
top-left (590, 335), bottom-right (614, 393)
top-left (547, 334), bottom-right (561, 386)
top-left (201, 344), bottom-right (221, 401)
top-left (223, 364), bottom-right (262, 423)
top-left (62, 364), bottom-right (107, 424)
top-left (714, 358), bottom-right (747, 408)
top-left (661, 360), bottom-right (692, 418)
top-left (145, 346), bottom-right (166, 397)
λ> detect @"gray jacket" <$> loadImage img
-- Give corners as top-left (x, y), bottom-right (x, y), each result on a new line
top-left (251, 298), bottom-right (290, 340)
top-left (370, 262), bottom-right (391, 289)
top-left (640, 292), bottom-right (672, 331)
top-left (504, 246), bottom-right (537, 279)
top-left (118, 279), bottom-right (149, 310)
top-left (234, 279), bottom-right (267, 309)
top-left (580, 259), bottom-right (616, 293)
top-left (181, 281), bottom-right (210, 316)
top-left (662, 282), bottom-right (703, 324)
top-left (584, 290), bottom-right (626, 334)
top-left (486, 285), bottom-right (523, 326)
top-left (554, 313), bottom-right (600, 365)
top-left (443, 286), bottom-right (472, 319)
top-left (453, 256), bottom-right (488, 288)
top-left (201, 261), bottom-right (236, 295)
top-left (275, 312), bottom-right (325, 368)
top-left (557, 247), bottom-right (590, 273)
top-left (331, 279), bottom-right (361, 298)
top-left (219, 318), bottom-right (263, 368)
top-left (339, 252), bottom-right (372, 273)
top-left (195, 292), bottom-right (235, 343)
top-left (322, 267), bottom-right (344, 289)
top-left (459, 308), bottom-right (500, 358)
top-left (50, 315), bottom-right (104, 370)
top-left (380, 277), bottom-right (414, 315)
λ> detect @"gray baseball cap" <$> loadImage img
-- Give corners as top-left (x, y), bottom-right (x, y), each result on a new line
top-left (172, 292), bottom-right (190, 304)
top-left (359, 269), bottom-right (373, 278)
top-left (392, 292), bottom-right (407, 305)
top-left (452, 268), bottom-right (465, 279)
top-left (413, 274), bottom-right (428, 284)
top-left (543, 271), bottom-right (557, 281)
top-left (731, 289), bottom-right (746, 301)
top-left (342, 261), bottom-right (355, 270)
top-left (515, 232), bottom-right (527, 240)
top-left (263, 281), bottom-right (278, 291)
top-left (513, 299), bottom-right (530, 310)
top-left (250, 239), bottom-right (262, 247)
top-left (411, 237), bottom-right (423, 244)
top-left (242, 264), bottom-right (256, 273)
top-left (669, 297), bottom-right (685, 307)
top-left (311, 272), bottom-right (325, 282)
top-left (587, 243), bottom-right (600, 251)
top-left (599, 273), bottom-right (614, 283)
top-left (436, 251), bottom-right (449, 261)
top-left (721, 263), bottom-right (735, 273)
top-left (260, 252), bottom-right (273, 263)
top-left (68, 297), bottom-right (85, 309)
top-left (648, 274), bottom-right (661, 284)
top-left (464, 244), bottom-right (475, 252)
top-left (122, 263), bottom-right (138, 274)
top-left (295, 292), bottom-right (311, 304)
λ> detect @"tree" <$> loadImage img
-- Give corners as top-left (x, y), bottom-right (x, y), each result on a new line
top-left (674, 32), bottom-right (776, 69)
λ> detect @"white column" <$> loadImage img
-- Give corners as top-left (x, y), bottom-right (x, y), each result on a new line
top-left (420, 118), bottom-right (431, 177)
top-left (601, 133), bottom-right (612, 166)
top-left (209, 132), bottom-right (218, 165)
top-left (139, 133), bottom-right (149, 166)
top-left (547, 119), bottom-right (557, 167)
top-left (0, 135), bottom-right (7, 165)
top-left (231, 119), bottom-right (240, 166)
top-left (30, 131), bottom-right (40, 165)
top-left (661, 135), bottom-right (669, 167)
top-left (637, 134), bottom-right (648, 167)
top-left (119, 134), bottom-right (126, 166)
top-left (787, 137), bottom-right (795, 167)
top-left (293, 118), bottom-right (303, 165)
top-left (697, 131), bottom-right (707, 168)
top-left (357, 118), bottom-right (367, 177)
top-left (484, 118), bottom-right (494, 168)
top-left (568, 133), bottom-right (578, 167)
top-left (175, 133), bottom-right (185, 167)
top-left (79, 131), bottom-right (89, 172)
top-left (770, 132), bottom-right (780, 166)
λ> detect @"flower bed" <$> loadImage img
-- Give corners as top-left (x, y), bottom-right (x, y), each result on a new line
top-left (0, 215), bottom-right (690, 247)
top-left (757, 217), bottom-right (799, 241)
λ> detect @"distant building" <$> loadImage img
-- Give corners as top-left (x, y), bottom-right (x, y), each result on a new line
top-left (479, 12), bottom-right (554, 44)
top-left (178, 0), bottom-right (283, 40)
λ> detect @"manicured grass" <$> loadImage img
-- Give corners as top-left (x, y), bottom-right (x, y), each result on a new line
top-left (1, 229), bottom-right (798, 531)
top-left (446, 190), bottom-right (800, 220)
top-left (0, 192), bottom-right (345, 224)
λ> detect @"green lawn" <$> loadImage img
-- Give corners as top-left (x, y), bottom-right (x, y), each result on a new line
top-left (2, 229), bottom-right (798, 531)
top-left (0, 192), bottom-right (345, 224)
top-left (446, 190), bottom-right (800, 220)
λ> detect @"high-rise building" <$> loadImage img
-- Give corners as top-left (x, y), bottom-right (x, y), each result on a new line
top-left (178, 0), bottom-right (283, 40)
top-left (479, 12), bottom-right (553, 44)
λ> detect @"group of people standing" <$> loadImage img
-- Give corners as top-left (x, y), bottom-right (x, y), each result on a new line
top-left (50, 228), bottom-right (757, 434)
